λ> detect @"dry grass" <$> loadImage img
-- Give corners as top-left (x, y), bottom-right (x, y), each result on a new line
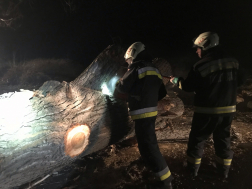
top-left (0, 58), bottom-right (86, 92)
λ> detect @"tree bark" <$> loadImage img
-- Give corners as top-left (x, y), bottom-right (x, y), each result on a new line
top-left (0, 45), bottom-right (131, 188)
top-left (0, 44), bottom-right (184, 188)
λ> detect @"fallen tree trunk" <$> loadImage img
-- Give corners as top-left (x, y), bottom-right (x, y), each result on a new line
top-left (0, 45), bottom-right (184, 188)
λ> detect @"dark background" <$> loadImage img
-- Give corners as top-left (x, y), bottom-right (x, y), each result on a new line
top-left (0, 0), bottom-right (251, 72)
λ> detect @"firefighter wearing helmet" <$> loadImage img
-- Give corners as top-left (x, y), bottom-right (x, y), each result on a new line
top-left (170, 32), bottom-right (244, 179)
top-left (115, 42), bottom-right (173, 189)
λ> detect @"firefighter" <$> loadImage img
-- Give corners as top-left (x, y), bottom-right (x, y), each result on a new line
top-left (115, 42), bottom-right (173, 189)
top-left (170, 32), bottom-right (244, 179)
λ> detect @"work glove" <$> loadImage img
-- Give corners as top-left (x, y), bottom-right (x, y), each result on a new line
top-left (170, 76), bottom-right (179, 85)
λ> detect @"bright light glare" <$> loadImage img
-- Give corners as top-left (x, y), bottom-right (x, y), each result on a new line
top-left (101, 83), bottom-right (111, 95)
top-left (0, 90), bottom-right (35, 143)
top-left (101, 76), bottom-right (120, 95)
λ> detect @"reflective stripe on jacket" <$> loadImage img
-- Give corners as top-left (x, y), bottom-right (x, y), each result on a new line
top-left (129, 106), bottom-right (158, 120)
top-left (195, 58), bottom-right (239, 77)
top-left (115, 60), bottom-right (166, 120)
top-left (138, 67), bottom-right (162, 79)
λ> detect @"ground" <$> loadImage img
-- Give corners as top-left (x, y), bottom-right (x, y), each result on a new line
top-left (57, 106), bottom-right (252, 189)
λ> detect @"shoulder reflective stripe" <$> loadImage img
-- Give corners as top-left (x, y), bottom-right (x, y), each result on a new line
top-left (138, 67), bottom-right (160, 74)
top-left (139, 70), bottom-right (162, 79)
top-left (194, 105), bottom-right (236, 114)
top-left (130, 107), bottom-right (157, 115)
top-left (138, 67), bottom-right (162, 79)
top-left (187, 156), bottom-right (201, 164)
top-left (131, 111), bottom-right (157, 120)
top-left (200, 61), bottom-right (239, 77)
top-left (198, 58), bottom-right (238, 72)
top-left (198, 58), bottom-right (239, 77)
top-left (215, 156), bottom-right (232, 166)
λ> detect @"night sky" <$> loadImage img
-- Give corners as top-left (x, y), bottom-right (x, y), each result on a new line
top-left (0, 0), bottom-right (251, 71)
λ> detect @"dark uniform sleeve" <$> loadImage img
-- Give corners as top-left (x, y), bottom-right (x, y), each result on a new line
top-left (158, 82), bottom-right (167, 101)
top-left (115, 67), bottom-right (137, 94)
top-left (177, 68), bottom-right (203, 92)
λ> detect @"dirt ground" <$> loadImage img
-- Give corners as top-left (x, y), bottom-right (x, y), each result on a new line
top-left (52, 78), bottom-right (252, 189)
top-left (57, 114), bottom-right (252, 189)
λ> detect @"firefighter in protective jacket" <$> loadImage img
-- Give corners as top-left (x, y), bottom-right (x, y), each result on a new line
top-left (170, 32), bottom-right (243, 179)
top-left (115, 42), bottom-right (173, 189)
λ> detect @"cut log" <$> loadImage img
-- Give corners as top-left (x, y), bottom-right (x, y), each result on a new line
top-left (0, 45), bottom-right (184, 188)
top-left (0, 45), bottom-right (131, 188)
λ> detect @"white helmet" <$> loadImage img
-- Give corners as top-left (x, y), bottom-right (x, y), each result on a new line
top-left (124, 42), bottom-right (145, 60)
top-left (193, 32), bottom-right (219, 50)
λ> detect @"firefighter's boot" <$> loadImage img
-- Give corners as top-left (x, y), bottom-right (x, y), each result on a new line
top-left (216, 163), bottom-right (230, 179)
top-left (186, 161), bottom-right (200, 177)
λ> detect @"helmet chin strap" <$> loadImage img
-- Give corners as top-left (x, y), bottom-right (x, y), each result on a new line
top-left (125, 57), bottom-right (133, 65)
top-left (201, 48), bottom-right (209, 58)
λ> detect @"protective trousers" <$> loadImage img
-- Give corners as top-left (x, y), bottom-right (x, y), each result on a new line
top-left (186, 113), bottom-right (234, 176)
top-left (135, 116), bottom-right (173, 183)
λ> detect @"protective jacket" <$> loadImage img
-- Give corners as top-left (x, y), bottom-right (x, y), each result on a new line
top-left (176, 48), bottom-right (242, 114)
top-left (116, 60), bottom-right (167, 120)
top-left (115, 59), bottom-right (172, 183)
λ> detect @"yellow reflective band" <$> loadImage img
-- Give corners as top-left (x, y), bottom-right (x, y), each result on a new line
top-left (178, 81), bottom-right (182, 90)
top-left (130, 107), bottom-right (157, 115)
top-left (160, 170), bottom-right (171, 181)
top-left (138, 71), bottom-right (162, 79)
top-left (195, 161), bottom-right (201, 164)
top-left (224, 159), bottom-right (232, 166)
top-left (215, 156), bottom-right (232, 166)
top-left (187, 156), bottom-right (202, 164)
top-left (131, 111), bottom-right (158, 120)
top-left (194, 105), bottom-right (236, 114)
